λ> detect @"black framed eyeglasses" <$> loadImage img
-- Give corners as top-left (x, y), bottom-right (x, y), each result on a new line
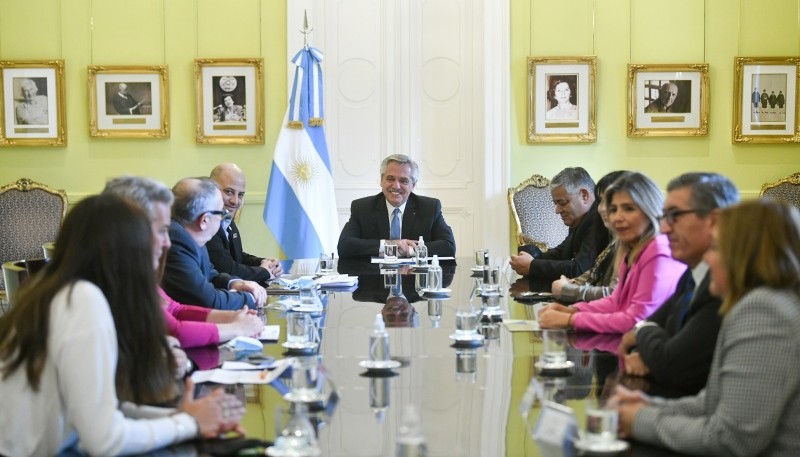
top-left (206, 208), bottom-right (230, 218)
top-left (658, 208), bottom-right (699, 225)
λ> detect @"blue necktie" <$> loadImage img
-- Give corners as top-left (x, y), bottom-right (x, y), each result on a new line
top-left (390, 208), bottom-right (401, 240)
top-left (676, 274), bottom-right (696, 329)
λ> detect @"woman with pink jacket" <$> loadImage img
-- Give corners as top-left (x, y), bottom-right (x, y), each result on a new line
top-left (539, 172), bottom-right (686, 333)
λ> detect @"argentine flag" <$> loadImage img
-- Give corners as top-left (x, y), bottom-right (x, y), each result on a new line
top-left (264, 46), bottom-right (338, 259)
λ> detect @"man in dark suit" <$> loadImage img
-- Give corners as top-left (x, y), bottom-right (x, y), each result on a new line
top-left (510, 167), bottom-right (609, 281)
top-left (618, 173), bottom-right (739, 395)
top-left (162, 177), bottom-right (267, 310)
top-left (337, 154), bottom-right (456, 258)
top-left (207, 163), bottom-right (282, 285)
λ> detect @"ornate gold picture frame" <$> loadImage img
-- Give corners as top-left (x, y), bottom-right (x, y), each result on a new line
top-left (0, 60), bottom-right (66, 147)
top-left (88, 65), bottom-right (169, 138)
top-left (627, 64), bottom-right (709, 137)
top-left (733, 57), bottom-right (800, 144)
top-left (527, 56), bottom-right (596, 143)
top-left (195, 58), bottom-right (264, 145)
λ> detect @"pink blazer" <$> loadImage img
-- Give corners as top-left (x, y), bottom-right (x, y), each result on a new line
top-left (572, 234), bottom-right (686, 333)
top-left (159, 287), bottom-right (220, 348)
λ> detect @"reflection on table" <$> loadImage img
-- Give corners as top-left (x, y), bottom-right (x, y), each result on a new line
top-left (222, 258), bottom-right (692, 457)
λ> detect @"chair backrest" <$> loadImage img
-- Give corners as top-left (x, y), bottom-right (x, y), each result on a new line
top-left (760, 172), bottom-right (800, 208)
top-left (508, 174), bottom-right (569, 251)
top-left (0, 178), bottom-right (68, 291)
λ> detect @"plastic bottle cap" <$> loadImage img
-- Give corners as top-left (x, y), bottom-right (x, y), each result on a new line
top-left (431, 255), bottom-right (439, 267)
top-left (418, 236), bottom-right (425, 246)
top-left (374, 313), bottom-right (386, 332)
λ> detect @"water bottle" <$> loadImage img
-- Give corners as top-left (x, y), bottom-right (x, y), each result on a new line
top-left (369, 314), bottom-right (390, 362)
top-left (396, 405), bottom-right (428, 457)
top-left (426, 255), bottom-right (442, 291)
top-left (415, 236), bottom-right (428, 267)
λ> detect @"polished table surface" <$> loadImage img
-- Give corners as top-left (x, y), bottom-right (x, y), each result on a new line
top-left (210, 257), bottom-right (692, 457)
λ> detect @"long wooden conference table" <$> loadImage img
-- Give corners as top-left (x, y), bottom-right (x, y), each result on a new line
top-left (193, 257), bottom-right (691, 457)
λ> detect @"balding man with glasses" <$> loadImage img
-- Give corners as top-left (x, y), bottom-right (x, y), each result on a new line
top-left (618, 172), bottom-right (739, 395)
top-left (162, 177), bottom-right (267, 310)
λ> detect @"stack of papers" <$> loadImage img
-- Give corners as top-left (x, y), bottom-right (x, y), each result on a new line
top-left (314, 274), bottom-right (358, 288)
top-left (370, 256), bottom-right (455, 264)
top-left (192, 358), bottom-right (293, 385)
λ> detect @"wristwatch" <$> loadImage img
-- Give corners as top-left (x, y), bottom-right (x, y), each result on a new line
top-left (633, 320), bottom-right (658, 336)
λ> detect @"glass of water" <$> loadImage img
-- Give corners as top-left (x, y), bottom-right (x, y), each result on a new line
top-left (454, 299), bottom-right (481, 340)
top-left (318, 253), bottom-right (334, 274)
top-left (384, 244), bottom-right (398, 262)
top-left (541, 329), bottom-right (568, 365)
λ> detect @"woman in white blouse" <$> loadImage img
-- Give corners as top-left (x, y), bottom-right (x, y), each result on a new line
top-left (0, 194), bottom-right (243, 456)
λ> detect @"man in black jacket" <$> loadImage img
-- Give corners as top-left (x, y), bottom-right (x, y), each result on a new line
top-left (207, 163), bottom-right (282, 285)
top-left (618, 172), bottom-right (739, 395)
top-left (510, 167), bottom-right (609, 280)
top-left (337, 154), bottom-right (456, 259)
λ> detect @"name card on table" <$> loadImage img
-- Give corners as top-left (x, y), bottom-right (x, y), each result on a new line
top-left (520, 378), bottom-right (577, 457)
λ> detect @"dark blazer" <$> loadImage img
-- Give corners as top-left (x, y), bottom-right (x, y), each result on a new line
top-left (161, 220), bottom-right (255, 310)
top-left (206, 221), bottom-right (272, 284)
top-left (518, 201), bottom-right (610, 280)
top-left (635, 269), bottom-right (722, 394)
top-left (337, 192), bottom-right (456, 258)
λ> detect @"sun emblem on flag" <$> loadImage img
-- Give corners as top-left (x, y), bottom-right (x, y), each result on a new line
top-left (289, 157), bottom-right (318, 188)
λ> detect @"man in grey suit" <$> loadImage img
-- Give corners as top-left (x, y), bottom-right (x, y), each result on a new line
top-left (337, 154), bottom-right (456, 259)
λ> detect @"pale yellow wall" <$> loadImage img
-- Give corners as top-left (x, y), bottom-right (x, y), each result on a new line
top-left (0, 0), bottom-right (287, 257)
top-left (511, 0), bottom-right (800, 200)
top-left (1, 0), bottom-right (799, 259)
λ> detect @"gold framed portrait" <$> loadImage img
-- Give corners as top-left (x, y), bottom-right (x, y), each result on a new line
top-left (0, 60), bottom-right (66, 147)
top-left (88, 65), bottom-right (169, 138)
top-left (627, 64), bottom-right (709, 137)
top-left (527, 56), bottom-right (596, 143)
top-left (733, 57), bottom-right (800, 144)
top-left (195, 58), bottom-right (264, 145)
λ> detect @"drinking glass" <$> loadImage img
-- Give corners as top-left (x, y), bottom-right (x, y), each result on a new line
top-left (474, 249), bottom-right (487, 269)
top-left (384, 244), bottom-right (398, 262)
top-left (318, 253), bottom-right (334, 274)
top-left (585, 405), bottom-right (619, 443)
top-left (481, 265), bottom-right (501, 295)
top-left (297, 279), bottom-right (321, 310)
top-left (540, 329), bottom-right (568, 365)
top-left (454, 300), bottom-right (481, 339)
top-left (286, 356), bottom-right (325, 404)
top-left (287, 313), bottom-right (312, 345)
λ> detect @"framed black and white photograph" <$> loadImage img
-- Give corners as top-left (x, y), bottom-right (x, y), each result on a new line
top-left (195, 58), bottom-right (264, 144)
top-left (527, 56), bottom-right (596, 143)
top-left (0, 60), bottom-right (66, 147)
top-left (627, 64), bottom-right (709, 137)
top-left (88, 66), bottom-right (169, 138)
top-left (733, 57), bottom-right (800, 144)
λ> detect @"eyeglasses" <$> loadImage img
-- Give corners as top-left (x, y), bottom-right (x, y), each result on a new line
top-left (657, 208), bottom-right (699, 225)
top-left (206, 208), bottom-right (230, 219)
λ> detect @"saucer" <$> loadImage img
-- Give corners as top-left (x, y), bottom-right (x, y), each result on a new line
top-left (359, 359), bottom-right (401, 371)
top-left (282, 341), bottom-right (318, 351)
top-left (449, 332), bottom-right (485, 342)
top-left (574, 438), bottom-right (629, 455)
top-left (535, 360), bottom-right (575, 371)
top-left (283, 389), bottom-right (326, 404)
top-left (421, 288), bottom-right (451, 296)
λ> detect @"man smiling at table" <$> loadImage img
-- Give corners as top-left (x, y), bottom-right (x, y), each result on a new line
top-left (337, 154), bottom-right (455, 259)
